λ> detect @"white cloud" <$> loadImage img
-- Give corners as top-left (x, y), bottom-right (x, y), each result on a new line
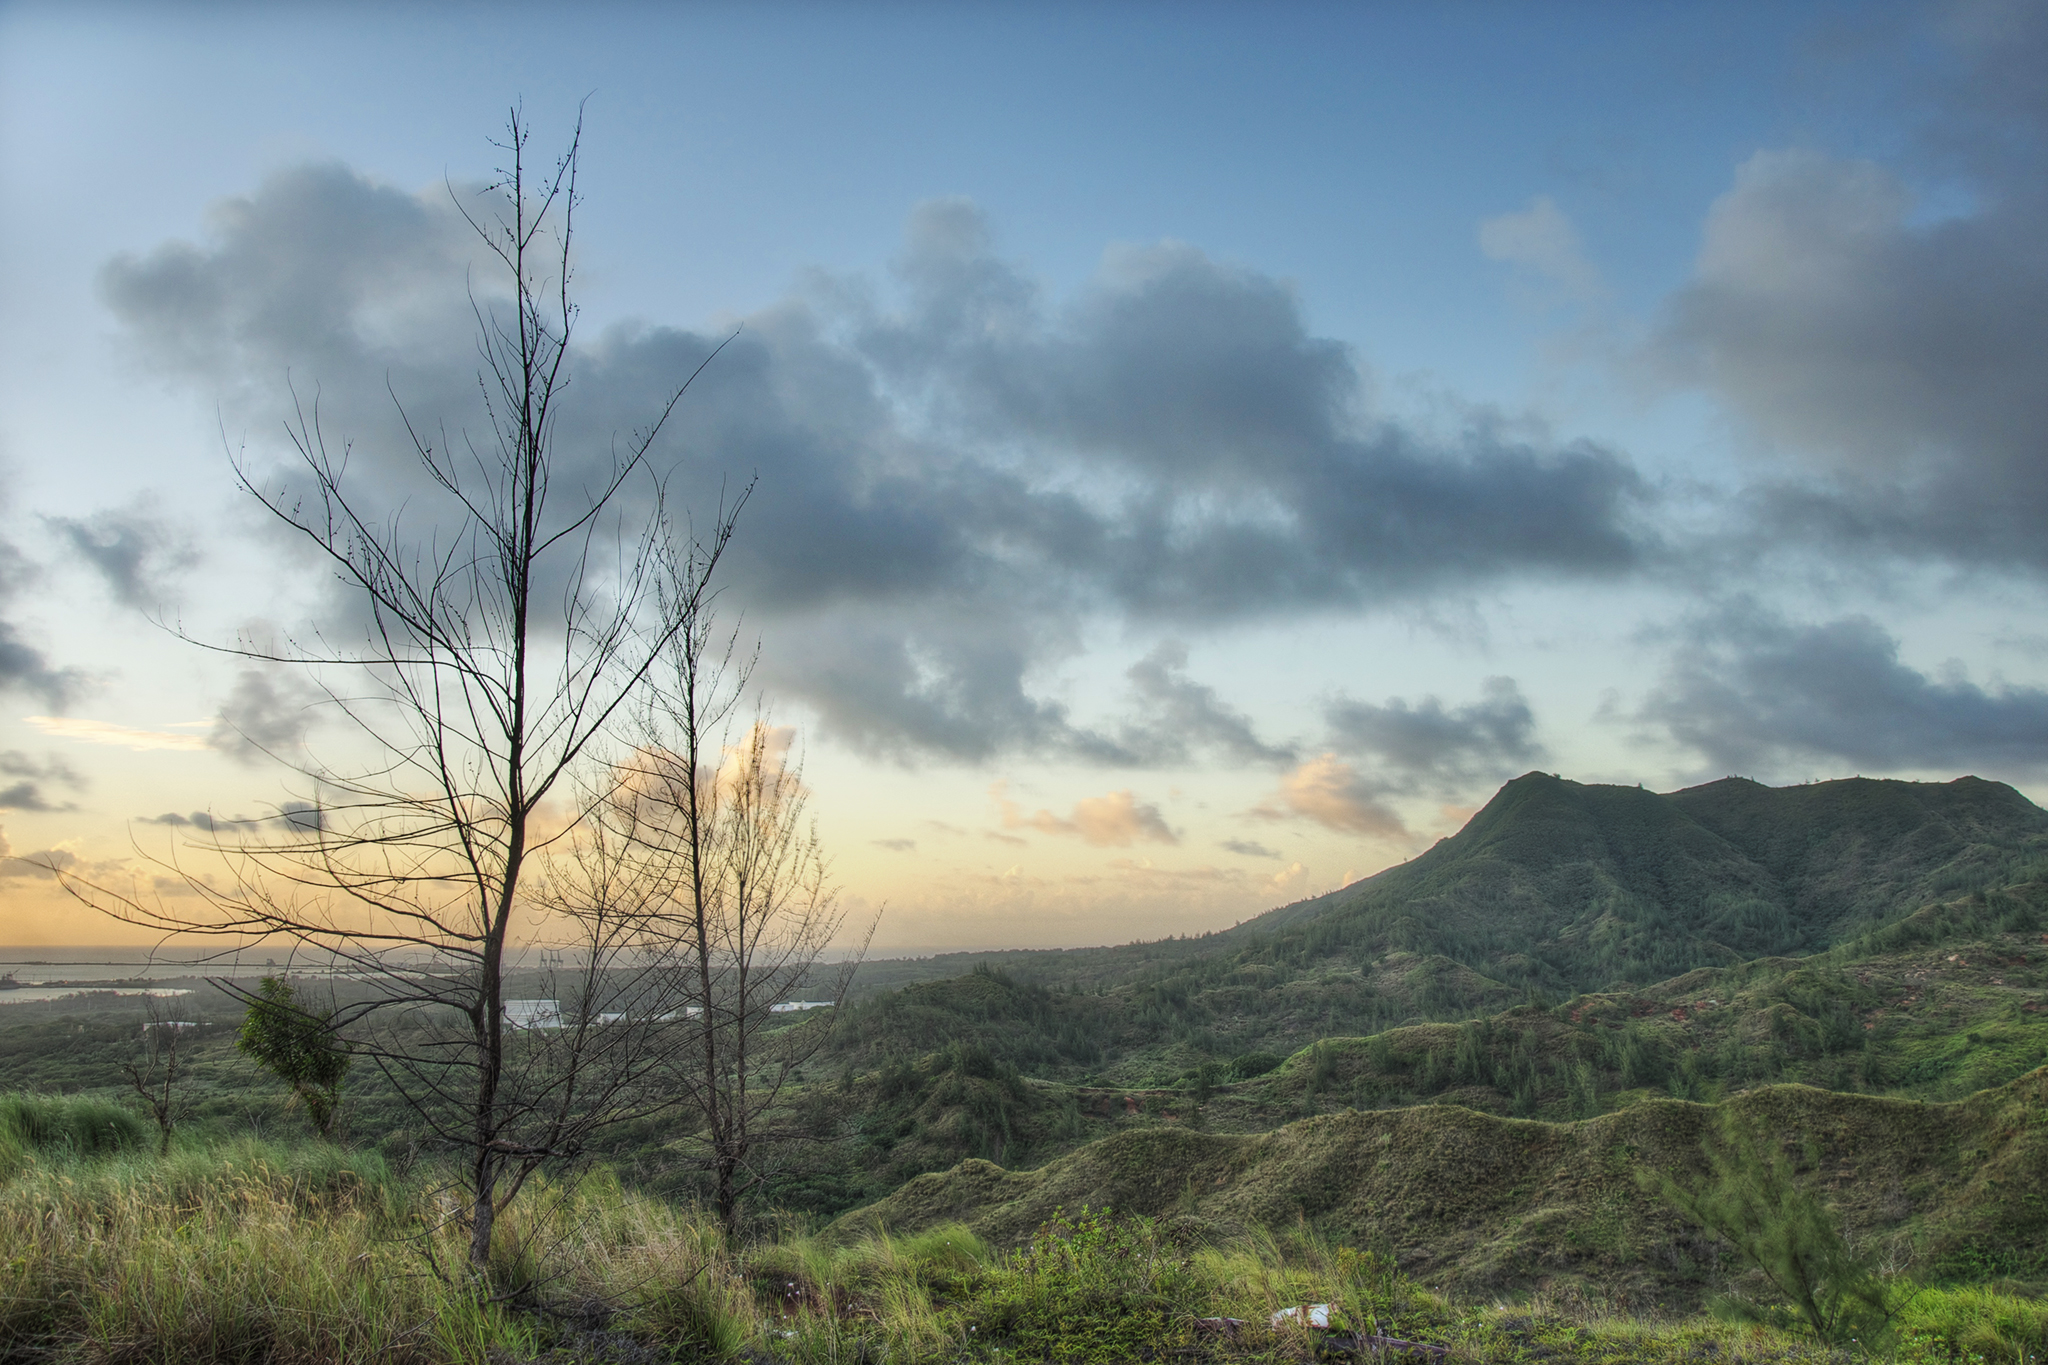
top-left (24, 716), bottom-right (212, 752)
top-left (1251, 753), bottom-right (1405, 837)
top-left (991, 781), bottom-right (1179, 847)
top-left (1479, 195), bottom-right (1604, 302)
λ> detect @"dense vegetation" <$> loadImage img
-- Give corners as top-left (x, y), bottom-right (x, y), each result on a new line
top-left (3, 1091), bottom-right (2044, 1365)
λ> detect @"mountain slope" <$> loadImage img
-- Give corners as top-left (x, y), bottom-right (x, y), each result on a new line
top-left (843, 775), bottom-right (2048, 1007)
top-left (1223, 773), bottom-right (2048, 994)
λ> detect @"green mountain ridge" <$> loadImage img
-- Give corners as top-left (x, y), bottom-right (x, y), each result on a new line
top-left (844, 774), bottom-right (2048, 1010)
top-left (826, 775), bottom-right (2048, 1091)
top-left (1230, 773), bottom-right (2048, 992)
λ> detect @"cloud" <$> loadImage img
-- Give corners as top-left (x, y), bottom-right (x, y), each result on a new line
top-left (103, 168), bottom-right (1657, 763)
top-left (0, 498), bottom-right (84, 710)
top-left (0, 851), bottom-right (71, 880)
top-left (1640, 604), bottom-right (2048, 775)
top-left (1323, 676), bottom-right (1543, 788)
top-left (1250, 753), bottom-right (1406, 837)
top-left (1479, 195), bottom-right (1604, 302)
top-left (1650, 6), bottom-right (2048, 571)
top-left (100, 161), bottom-right (479, 402)
top-left (138, 804), bottom-right (322, 834)
top-left (1117, 642), bottom-right (1296, 766)
top-left (992, 781), bottom-right (1180, 847)
top-left (279, 801), bottom-right (324, 833)
top-left (140, 811), bottom-right (221, 831)
top-left (1219, 837), bottom-right (1282, 859)
top-left (0, 783), bottom-right (71, 813)
top-left (0, 750), bottom-right (85, 785)
top-left (208, 669), bottom-right (322, 764)
top-left (0, 622), bottom-right (83, 710)
top-left (1268, 861), bottom-right (1309, 896)
top-left (44, 505), bottom-right (198, 609)
top-left (0, 750), bottom-right (88, 811)
top-left (871, 838), bottom-right (916, 853)
top-left (24, 716), bottom-right (211, 752)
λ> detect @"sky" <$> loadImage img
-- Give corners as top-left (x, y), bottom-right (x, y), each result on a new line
top-left (2, 0), bottom-right (2046, 951)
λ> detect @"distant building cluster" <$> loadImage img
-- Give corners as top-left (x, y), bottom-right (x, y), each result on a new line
top-left (501, 999), bottom-right (833, 1030)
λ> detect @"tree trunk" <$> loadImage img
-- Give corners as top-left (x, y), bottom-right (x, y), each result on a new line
top-left (470, 1153), bottom-right (498, 1272)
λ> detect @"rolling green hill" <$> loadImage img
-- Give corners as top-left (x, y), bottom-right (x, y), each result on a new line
top-left (771, 915), bottom-right (2046, 1218)
top-left (832, 1065), bottom-right (2048, 1307)
top-left (769, 775), bottom-right (2048, 1221)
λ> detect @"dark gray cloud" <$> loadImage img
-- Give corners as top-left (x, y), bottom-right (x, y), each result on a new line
top-left (1652, 2), bottom-right (2048, 571)
top-left (768, 608), bottom-right (1119, 763)
top-left (45, 505), bottom-right (199, 609)
top-left (279, 800), bottom-right (324, 833)
top-left (141, 811), bottom-right (222, 831)
top-left (140, 803), bottom-right (322, 833)
top-left (100, 161), bottom-right (478, 404)
top-left (0, 621), bottom-right (80, 710)
top-left (1641, 605), bottom-right (2048, 775)
top-left (208, 669), bottom-right (322, 764)
top-left (0, 530), bottom-right (83, 709)
top-left (0, 751), bottom-right (86, 813)
top-left (102, 164), bottom-right (1657, 762)
top-left (0, 782), bottom-right (64, 812)
top-left (1117, 642), bottom-right (1296, 767)
top-left (1324, 676), bottom-right (1543, 789)
top-left (1219, 837), bottom-right (1282, 859)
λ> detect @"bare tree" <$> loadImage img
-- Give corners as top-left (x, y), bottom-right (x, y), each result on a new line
top-left (657, 716), bottom-right (858, 1235)
top-left (559, 563), bottom-right (866, 1234)
top-left (125, 997), bottom-right (193, 1157)
top-left (61, 110), bottom-right (740, 1272)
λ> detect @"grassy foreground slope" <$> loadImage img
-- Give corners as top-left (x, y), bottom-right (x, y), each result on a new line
top-left (835, 1065), bottom-right (2048, 1307)
top-left (8, 1091), bottom-right (2048, 1365)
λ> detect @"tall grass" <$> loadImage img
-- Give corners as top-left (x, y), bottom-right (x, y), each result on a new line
top-left (1897, 1285), bottom-right (2048, 1365)
top-left (0, 1102), bottom-right (528, 1364)
top-left (0, 1091), bottom-right (146, 1174)
top-left (1, 1091), bottom-right (2043, 1365)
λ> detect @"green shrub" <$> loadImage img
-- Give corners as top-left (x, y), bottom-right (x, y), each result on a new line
top-left (236, 976), bottom-right (351, 1136)
top-left (1650, 1111), bottom-right (1908, 1347)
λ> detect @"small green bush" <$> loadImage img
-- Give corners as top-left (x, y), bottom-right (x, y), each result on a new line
top-left (1651, 1111), bottom-right (1908, 1347)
